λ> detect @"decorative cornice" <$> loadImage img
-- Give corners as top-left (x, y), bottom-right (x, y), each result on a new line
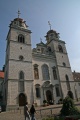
top-left (60, 81), bottom-right (75, 82)
top-left (10, 40), bottom-right (31, 46)
top-left (57, 65), bottom-right (71, 68)
top-left (10, 26), bottom-right (32, 33)
top-left (7, 79), bottom-right (33, 81)
top-left (9, 59), bottom-right (32, 63)
top-left (32, 53), bottom-right (56, 61)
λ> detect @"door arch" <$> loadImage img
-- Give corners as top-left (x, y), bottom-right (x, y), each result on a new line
top-left (19, 93), bottom-right (27, 106)
top-left (46, 90), bottom-right (52, 102)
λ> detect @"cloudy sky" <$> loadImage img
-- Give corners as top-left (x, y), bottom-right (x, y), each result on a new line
top-left (0, 0), bottom-right (80, 72)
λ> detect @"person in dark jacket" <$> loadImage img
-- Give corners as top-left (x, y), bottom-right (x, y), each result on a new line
top-left (24, 102), bottom-right (30, 120)
top-left (30, 104), bottom-right (36, 120)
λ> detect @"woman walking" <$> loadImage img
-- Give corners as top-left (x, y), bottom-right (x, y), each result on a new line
top-left (30, 104), bottom-right (36, 120)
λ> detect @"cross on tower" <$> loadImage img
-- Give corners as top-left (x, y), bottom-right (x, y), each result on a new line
top-left (48, 21), bottom-right (51, 30)
top-left (17, 10), bottom-right (21, 18)
top-left (40, 38), bottom-right (42, 42)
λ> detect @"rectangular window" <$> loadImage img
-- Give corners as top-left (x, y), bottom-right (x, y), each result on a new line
top-left (36, 88), bottom-right (40, 98)
top-left (55, 87), bottom-right (60, 97)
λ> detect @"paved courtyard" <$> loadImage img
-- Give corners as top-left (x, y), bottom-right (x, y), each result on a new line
top-left (0, 104), bottom-right (61, 120)
top-left (0, 112), bottom-right (25, 120)
top-left (0, 102), bottom-right (80, 120)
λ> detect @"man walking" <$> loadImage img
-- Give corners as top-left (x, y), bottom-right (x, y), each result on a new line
top-left (24, 102), bottom-right (30, 120)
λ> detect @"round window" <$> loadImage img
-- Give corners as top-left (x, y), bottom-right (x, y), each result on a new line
top-left (19, 55), bottom-right (24, 60)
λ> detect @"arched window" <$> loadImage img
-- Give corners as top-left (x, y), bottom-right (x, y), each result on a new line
top-left (52, 67), bottom-right (57, 80)
top-left (35, 84), bottom-right (41, 98)
top-left (47, 47), bottom-right (52, 52)
top-left (58, 45), bottom-right (63, 52)
top-left (42, 64), bottom-right (50, 80)
top-left (63, 62), bottom-right (66, 67)
top-left (19, 55), bottom-right (24, 61)
top-left (18, 34), bottom-right (25, 43)
top-left (65, 74), bottom-right (70, 90)
top-left (34, 64), bottom-right (39, 79)
top-left (19, 71), bottom-right (24, 92)
top-left (19, 71), bottom-right (24, 79)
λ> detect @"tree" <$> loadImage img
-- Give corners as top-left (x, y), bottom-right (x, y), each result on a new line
top-left (60, 96), bottom-right (80, 116)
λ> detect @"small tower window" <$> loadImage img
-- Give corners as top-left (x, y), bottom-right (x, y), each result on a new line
top-left (50, 34), bottom-right (54, 40)
top-left (52, 67), bottom-right (57, 80)
top-left (48, 47), bottom-right (51, 52)
top-left (19, 55), bottom-right (24, 61)
top-left (65, 74), bottom-right (70, 90)
top-left (19, 71), bottom-right (24, 79)
top-left (58, 45), bottom-right (63, 53)
top-left (18, 34), bottom-right (25, 43)
top-left (63, 62), bottom-right (66, 67)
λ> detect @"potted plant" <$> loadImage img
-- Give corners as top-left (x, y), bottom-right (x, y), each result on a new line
top-left (43, 100), bottom-right (47, 106)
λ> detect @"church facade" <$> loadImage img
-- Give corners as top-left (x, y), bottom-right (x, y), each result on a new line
top-left (3, 16), bottom-right (76, 109)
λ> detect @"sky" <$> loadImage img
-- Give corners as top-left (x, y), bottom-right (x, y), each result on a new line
top-left (0, 0), bottom-right (80, 72)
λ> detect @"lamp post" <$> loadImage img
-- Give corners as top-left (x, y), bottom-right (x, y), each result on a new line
top-left (74, 83), bottom-right (78, 101)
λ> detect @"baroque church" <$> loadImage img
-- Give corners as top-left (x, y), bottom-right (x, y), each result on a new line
top-left (3, 13), bottom-right (76, 109)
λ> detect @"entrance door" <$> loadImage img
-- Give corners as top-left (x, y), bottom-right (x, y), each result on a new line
top-left (46, 90), bottom-right (52, 102)
top-left (19, 93), bottom-right (26, 106)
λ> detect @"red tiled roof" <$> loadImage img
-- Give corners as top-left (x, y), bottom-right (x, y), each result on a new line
top-left (72, 72), bottom-right (80, 81)
top-left (0, 71), bottom-right (4, 78)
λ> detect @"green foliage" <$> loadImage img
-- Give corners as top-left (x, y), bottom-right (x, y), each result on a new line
top-left (60, 96), bottom-right (80, 116)
top-left (54, 116), bottom-right (64, 120)
top-left (43, 100), bottom-right (47, 103)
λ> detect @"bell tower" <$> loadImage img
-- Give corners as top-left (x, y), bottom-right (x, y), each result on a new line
top-left (4, 12), bottom-right (33, 109)
top-left (45, 29), bottom-right (75, 99)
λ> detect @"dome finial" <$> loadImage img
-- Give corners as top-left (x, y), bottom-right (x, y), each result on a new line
top-left (48, 21), bottom-right (51, 30)
top-left (17, 9), bottom-right (21, 18)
